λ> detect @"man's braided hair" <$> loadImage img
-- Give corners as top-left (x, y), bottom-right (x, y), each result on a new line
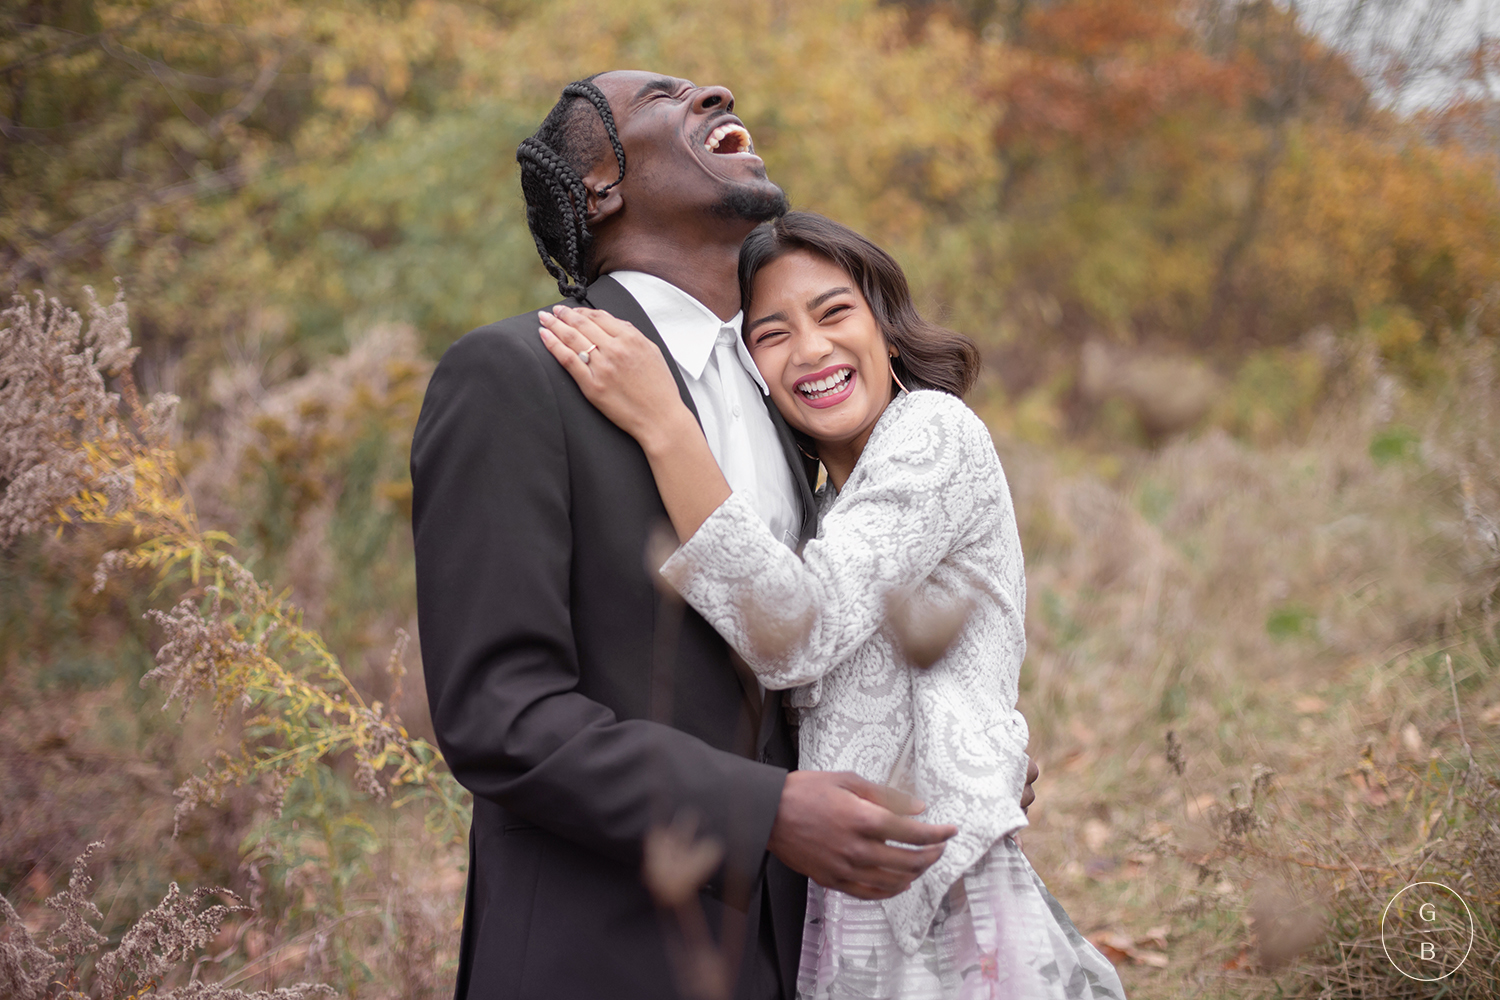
top-left (517, 77), bottom-right (627, 300)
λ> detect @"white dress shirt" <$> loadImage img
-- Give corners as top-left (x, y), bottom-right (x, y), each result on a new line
top-left (609, 270), bottom-right (801, 549)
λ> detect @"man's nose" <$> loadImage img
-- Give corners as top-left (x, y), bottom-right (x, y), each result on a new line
top-left (693, 86), bottom-right (735, 115)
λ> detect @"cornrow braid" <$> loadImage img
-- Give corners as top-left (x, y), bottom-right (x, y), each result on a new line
top-left (517, 77), bottom-right (628, 300)
top-left (561, 80), bottom-right (626, 195)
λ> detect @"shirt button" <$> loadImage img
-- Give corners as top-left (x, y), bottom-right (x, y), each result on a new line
top-left (732, 404), bottom-right (742, 418)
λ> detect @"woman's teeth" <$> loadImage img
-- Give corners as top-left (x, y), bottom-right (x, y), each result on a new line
top-left (798, 368), bottom-right (853, 399)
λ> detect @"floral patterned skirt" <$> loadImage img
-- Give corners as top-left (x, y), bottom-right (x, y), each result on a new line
top-left (796, 837), bottom-right (1126, 999)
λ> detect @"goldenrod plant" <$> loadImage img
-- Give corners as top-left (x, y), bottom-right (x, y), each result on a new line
top-left (1, 284), bottom-right (465, 865)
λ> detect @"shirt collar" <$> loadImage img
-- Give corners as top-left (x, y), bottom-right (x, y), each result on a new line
top-left (609, 270), bottom-right (771, 394)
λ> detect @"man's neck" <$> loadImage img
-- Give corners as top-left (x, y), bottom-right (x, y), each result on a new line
top-left (597, 234), bottom-right (746, 321)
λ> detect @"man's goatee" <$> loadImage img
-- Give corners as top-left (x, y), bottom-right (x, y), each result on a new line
top-left (713, 184), bottom-right (790, 223)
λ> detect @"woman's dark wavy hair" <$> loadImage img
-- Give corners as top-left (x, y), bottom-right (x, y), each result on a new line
top-left (737, 212), bottom-right (981, 399)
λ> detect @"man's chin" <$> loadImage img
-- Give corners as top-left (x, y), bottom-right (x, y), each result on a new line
top-left (712, 182), bottom-right (789, 223)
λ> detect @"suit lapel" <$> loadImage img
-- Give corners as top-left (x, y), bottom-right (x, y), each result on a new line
top-left (584, 276), bottom-right (770, 720)
top-left (580, 275), bottom-right (701, 423)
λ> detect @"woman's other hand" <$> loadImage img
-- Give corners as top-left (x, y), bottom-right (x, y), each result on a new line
top-left (538, 305), bottom-right (689, 450)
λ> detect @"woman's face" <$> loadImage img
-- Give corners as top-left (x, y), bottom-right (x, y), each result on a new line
top-left (743, 250), bottom-right (895, 451)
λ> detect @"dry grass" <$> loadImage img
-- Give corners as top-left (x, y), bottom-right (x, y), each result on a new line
top-left (995, 337), bottom-right (1500, 997)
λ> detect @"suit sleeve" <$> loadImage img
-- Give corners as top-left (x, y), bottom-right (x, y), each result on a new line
top-left (411, 325), bottom-right (785, 892)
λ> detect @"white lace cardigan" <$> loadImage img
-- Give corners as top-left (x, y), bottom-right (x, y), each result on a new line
top-left (661, 389), bottom-right (1030, 954)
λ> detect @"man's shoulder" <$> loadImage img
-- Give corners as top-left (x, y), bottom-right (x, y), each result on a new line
top-left (436, 306), bottom-right (559, 372)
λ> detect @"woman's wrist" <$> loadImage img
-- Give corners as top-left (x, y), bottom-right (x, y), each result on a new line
top-left (638, 406), bottom-right (700, 459)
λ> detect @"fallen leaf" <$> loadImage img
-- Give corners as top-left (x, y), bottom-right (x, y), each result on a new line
top-left (1139, 926), bottom-right (1169, 950)
top-left (1089, 930), bottom-right (1168, 968)
top-left (1480, 703), bottom-right (1500, 726)
top-left (1347, 771), bottom-right (1391, 807)
top-left (1294, 695), bottom-right (1327, 714)
top-left (1083, 817), bottom-right (1111, 852)
top-left (1401, 722), bottom-right (1423, 754)
top-left (1089, 931), bottom-right (1134, 965)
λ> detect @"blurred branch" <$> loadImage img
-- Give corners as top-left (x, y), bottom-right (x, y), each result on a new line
top-left (0, 4), bottom-right (180, 77)
top-left (5, 159), bottom-right (263, 286)
top-left (98, 27), bottom-right (283, 96)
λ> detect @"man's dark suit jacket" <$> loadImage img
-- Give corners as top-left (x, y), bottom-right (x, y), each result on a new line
top-left (411, 275), bottom-right (818, 1000)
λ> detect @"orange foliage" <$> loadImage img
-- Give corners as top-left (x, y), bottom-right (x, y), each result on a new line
top-left (996, 0), bottom-right (1254, 153)
top-left (974, 0), bottom-right (1500, 372)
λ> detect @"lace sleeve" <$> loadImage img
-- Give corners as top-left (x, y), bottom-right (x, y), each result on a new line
top-left (660, 393), bottom-right (988, 689)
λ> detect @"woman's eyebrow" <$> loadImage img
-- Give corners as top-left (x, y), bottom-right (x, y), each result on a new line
top-left (745, 310), bottom-right (788, 334)
top-left (806, 287), bottom-right (852, 310)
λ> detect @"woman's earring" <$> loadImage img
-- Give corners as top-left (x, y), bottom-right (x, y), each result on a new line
top-left (889, 353), bottom-right (910, 394)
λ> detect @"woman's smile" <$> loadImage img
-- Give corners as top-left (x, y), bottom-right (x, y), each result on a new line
top-left (794, 365), bottom-right (858, 408)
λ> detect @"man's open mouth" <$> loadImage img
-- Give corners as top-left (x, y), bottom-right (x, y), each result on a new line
top-left (704, 123), bottom-right (754, 155)
top-left (796, 366), bottom-right (854, 400)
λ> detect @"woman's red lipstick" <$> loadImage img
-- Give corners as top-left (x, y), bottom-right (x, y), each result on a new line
top-left (794, 364), bottom-right (858, 410)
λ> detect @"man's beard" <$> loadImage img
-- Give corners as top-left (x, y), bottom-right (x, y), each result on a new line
top-left (711, 181), bottom-right (789, 223)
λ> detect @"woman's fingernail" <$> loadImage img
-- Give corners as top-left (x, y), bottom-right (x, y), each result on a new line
top-left (538, 326), bottom-right (550, 339)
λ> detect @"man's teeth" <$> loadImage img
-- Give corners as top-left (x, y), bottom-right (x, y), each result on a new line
top-left (704, 123), bottom-right (752, 154)
top-left (798, 368), bottom-right (853, 398)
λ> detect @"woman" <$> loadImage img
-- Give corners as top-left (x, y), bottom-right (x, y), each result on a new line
top-left (537, 212), bottom-right (1124, 999)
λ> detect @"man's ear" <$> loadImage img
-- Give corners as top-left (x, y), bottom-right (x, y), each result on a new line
top-left (583, 167), bottom-right (624, 227)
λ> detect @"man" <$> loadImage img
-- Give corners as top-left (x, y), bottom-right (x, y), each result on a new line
top-left (411, 71), bottom-right (1035, 1000)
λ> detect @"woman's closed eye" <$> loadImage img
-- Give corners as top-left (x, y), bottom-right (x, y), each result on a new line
top-left (753, 328), bottom-right (789, 346)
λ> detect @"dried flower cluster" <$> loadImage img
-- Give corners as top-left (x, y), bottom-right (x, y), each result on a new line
top-left (641, 814), bottom-right (726, 911)
top-left (0, 844), bottom-right (333, 1000)
top-left (0, 287), bottom-right (178, 545)
top-left (883, 585), bottom-right (976, 669)
top-left (1, 287), bottom-right (465, 843)
top-left (641, 813), bottom-right (734, 1000)
top-left (143, 552), bottom-right (459, 837)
